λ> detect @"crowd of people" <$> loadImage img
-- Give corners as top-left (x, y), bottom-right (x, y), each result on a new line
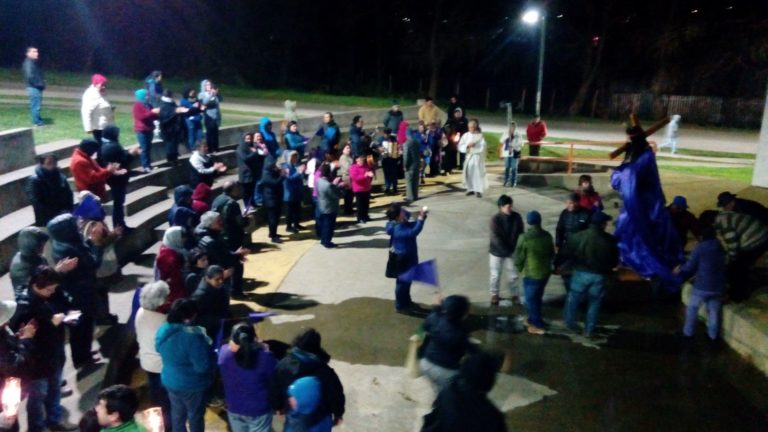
top-left (11, 48), bottom-right (768, 431)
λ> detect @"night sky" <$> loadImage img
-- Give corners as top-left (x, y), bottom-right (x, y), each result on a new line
top-left (1, 0), bottom-right (766, 111)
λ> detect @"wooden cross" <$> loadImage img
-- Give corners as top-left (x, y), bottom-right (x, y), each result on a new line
top-left (609, 114), bottom-right (671, 160)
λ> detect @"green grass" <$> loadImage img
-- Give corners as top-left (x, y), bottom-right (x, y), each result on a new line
top-left (658, 165), bottom-right (754, 184)
top-left (0, 68), bottom-right (394, 108)
top-left (672, 148), bottom-right (755, 160)
top-left (483, 132), bottom-right (608, 162)
top-left (0, 105), bottom-right (242, 145)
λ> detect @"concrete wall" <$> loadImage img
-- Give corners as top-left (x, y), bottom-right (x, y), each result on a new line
top-left (0, 128), bottom-right (36, 172)
top-left (752, 82), bottom-right (768, 188)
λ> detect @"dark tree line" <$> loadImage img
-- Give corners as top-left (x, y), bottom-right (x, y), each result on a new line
top-left (0, 0), bottom-right (766, 113)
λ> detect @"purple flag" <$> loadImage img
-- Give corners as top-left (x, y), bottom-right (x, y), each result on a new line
top-left (249, 311), bottom-right (277, 323)
top-left (397, 259), bottom-right (439, 287)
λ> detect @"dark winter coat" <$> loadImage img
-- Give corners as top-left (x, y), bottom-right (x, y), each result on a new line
top-left (489, 212), bottom-right (524, 258)
top-left (9, 228), bottom-right (49, 299)
top-left (564, 225), bottom-right (619, 275)
top-left (195, 227), bottom-right (240, 268)
top-left (269, 348), bottom-right (345, 425)
top-left (10, 290), bottom-right (67, 379)
top-left (260, 160), bottom-right (285, 209)
top-left (236, 135), bottom-right (262, 184)
top-left (26, 165), bottom-right (73, 227)
top-left (190, 279), bottom-right (231, 339)
top-left (211, 193), bottom-right (247, 250)
top-left (555, 208), bottom-right (591, 250)
top-left (421, 310), bottom-right (472, 370)
top-left (47, 214), bottom-right (100, 314)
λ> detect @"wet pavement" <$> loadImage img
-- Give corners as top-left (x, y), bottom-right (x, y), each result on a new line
top-left (251, 173), bottom-right (768, 431)
top-left (5, 169), bottom-right (766, 431)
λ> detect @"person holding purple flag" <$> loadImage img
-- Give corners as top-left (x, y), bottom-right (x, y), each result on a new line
top-left (385, 203), bottom-right (428, 315)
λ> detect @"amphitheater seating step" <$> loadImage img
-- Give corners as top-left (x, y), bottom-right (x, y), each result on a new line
top-left (103, 185), bottom-right (168, 217)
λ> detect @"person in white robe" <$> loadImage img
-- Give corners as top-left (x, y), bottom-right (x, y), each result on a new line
top-left (459, 119), bottom-right (487, 198)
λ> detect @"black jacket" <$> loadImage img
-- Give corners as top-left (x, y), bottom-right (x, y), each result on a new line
top-left (195, 227), bottom-right (239, 268)
top-left (47, 214), bottom-right (100, 313)
top-left (211, 193), bottom-right (247, 250)
top-left (10, 290), bottom-right (67, 379)
top-left (421, 310), bottom-right (473, 370)
top-left (555, 208), bottom-right (590, 250)
top-left (260, 164), bottom-right (285, 209)
top-left (421, 377), bottom-right (506, 432)
top-left (190, 279), bottom-right (230, 339)
top-left (0, 327), bottom-right (33, 380)
top-left (98, 138), bottom-right (133, 189)
top-left (25, 165), bottom-right (73, 227)
top-left (489, 212), bottom-right (524, 258)
top-left (22, 58), bottom-right (45, 90)
top-left (236, 137), bottom-right (263, 183)
top-left (269, 347), bottom-right (345, 424)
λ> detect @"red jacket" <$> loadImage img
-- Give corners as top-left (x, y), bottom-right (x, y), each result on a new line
top-left (133, 101), bottom-right (158, 133)
top-left (526, 121), bottom-right (548, 144)
top-left (349, 163), bottom-right (373, 193)
top-left (155, 245), bottom-right (187, 313)
top-left (70, 148), bottom-right (111, 199)
top-left (191, 183), bottom-right (213, 215)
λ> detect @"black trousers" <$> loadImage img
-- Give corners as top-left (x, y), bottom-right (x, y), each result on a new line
top-left (343, 188), bottom-right (354, 215)
top-left (266, 205), bottom-right (282, 238)
top-left (286, 201), bottom-right (302, 228)
top-left (205, 117), bottom-right (220, 152)
top-left (70, 314), bottom-right (94, 366)
top-left (355, 191), bottom-right (371, 222)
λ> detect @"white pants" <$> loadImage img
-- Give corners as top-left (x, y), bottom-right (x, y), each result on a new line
top-left (489, 254), bottom-right (519, 296)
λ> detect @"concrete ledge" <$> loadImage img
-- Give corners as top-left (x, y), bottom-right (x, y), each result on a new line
top-left (0, 128), bottom-right (35, 172)
top-left (682, 283), bottom-right (768, 376)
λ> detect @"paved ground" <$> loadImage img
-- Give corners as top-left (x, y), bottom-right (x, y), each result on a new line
top-left (4, 167), bottom-right (768, 431)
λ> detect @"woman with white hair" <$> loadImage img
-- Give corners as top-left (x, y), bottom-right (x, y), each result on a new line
top-left (135, 280), bottom-right (171, 431)
top-left (155, 226), bottom-right (188, 313)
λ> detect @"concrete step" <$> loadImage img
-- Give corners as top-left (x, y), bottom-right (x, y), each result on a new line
top-left (115, 172), bottom-right (240, 264)
top-left (103, 185), bottom-right (168, 217)
top-left (36, 139), bottom-right (81, 162)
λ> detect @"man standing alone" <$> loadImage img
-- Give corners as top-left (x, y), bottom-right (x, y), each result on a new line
top-left (489, 195), bottom-right (524, 306)
top-left (23, 47), bottom-right (46, 127)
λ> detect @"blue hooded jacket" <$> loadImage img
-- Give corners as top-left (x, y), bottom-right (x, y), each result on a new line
top-left (155, 322), bottom-right (216, 392)
top-left (259, 117), bottom-right (281, 157)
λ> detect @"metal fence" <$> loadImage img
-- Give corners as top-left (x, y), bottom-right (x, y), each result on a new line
top-left (606, 93), bottom-right (764, 128)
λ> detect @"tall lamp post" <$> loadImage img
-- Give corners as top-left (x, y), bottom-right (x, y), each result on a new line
top-left (522, 9), bottom-right (546, 117)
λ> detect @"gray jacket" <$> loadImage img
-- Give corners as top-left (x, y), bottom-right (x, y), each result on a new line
top-left (316, 178), bottom-right (342, 214)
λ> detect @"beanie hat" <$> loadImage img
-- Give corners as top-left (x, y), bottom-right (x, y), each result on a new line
top-left (102, 125), bottom-right (120, 143)
top-left (671, 196), bottom-right (688, 209)
top-left (73, 194), bottom-right (106, 222)
top-left (135, 89), bottom-right (148, 103)
top-left (198, 211), bottom-right (220, 229)
top-left (91, 74), bottom-right (108, 86)
top-left (590, 211), bottom-right (613, 225)
top-left (79, 138), bottom-right (101, 156)
top-left (526, 211), bottom-right (542, 225)
top-left (443, 295), bottom-right (470, 323)
top-left (0, 301), bottom-right (17, 327)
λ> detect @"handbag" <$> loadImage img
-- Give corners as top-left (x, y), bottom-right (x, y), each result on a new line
top-left (386, 250), bottom-right (407, 278)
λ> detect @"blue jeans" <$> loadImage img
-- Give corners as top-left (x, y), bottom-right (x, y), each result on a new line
top-left (523, 277), bottom-right (549, 327)
top-left (136, 131), bottom-right (153, 169)
top-left (186, 119), bottom-right (203, 152)
top-left (318, 213), bottom-right (337, 246)
top-left (147, 373), bottom-right (172, 432)
top-left (504, 157), bottom-right (519, 186)
top-left (684, 291), bottom-right (721, 340)
top-left (564, 270), bottom-right (606, 335)
top-left (27, 87), bottom-right (43, 125)
top-left (395, 279), bottom-right (413, 310)
top-left (168, 389), bottom-right (207, 432)
top-left (228, 412), bottom-right (272, 432)
top-left (25, 367), bottom-right (63, 432)
top-left (253, 181), bottom-right (264, 206)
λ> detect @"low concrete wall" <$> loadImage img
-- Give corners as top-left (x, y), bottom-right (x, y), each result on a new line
top-left (0, 128), bottom-right (36, 172)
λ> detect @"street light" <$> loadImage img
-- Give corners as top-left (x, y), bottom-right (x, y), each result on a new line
top-left (522, 8), bottom-right (546, 117)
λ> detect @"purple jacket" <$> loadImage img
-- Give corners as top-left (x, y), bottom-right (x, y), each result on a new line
top-left (218, 344), bottom-right (278, 417)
